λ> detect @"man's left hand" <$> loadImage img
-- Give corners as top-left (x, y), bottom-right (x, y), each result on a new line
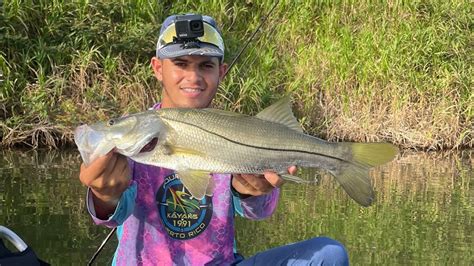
top-left (231, 166), bottom-right (297, 197)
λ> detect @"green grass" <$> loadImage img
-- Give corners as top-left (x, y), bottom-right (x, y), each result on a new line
top-left (0, 0), bottom-right (472, 149)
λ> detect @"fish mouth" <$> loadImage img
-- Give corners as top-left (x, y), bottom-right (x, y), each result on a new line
top-left (139, 137), bottom-right (158, 153)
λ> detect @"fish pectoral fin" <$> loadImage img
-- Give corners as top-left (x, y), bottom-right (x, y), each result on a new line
top-left (255, 96), bottom-right (303, 133)
top-left (167, 145), bottom-right (204, 157)
top-left (176, 170), bottom-right (213, 200)
top-left (161, 143), bottom-right (174, 155)
top-left (280, 173), bottom-right (315, 184)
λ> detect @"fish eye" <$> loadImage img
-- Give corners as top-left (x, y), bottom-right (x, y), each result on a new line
top-left (107, 119), bottom-right (115, 126)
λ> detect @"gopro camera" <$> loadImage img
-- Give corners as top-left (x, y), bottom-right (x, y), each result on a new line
top-left (174, 14), bottom-right (204, 40)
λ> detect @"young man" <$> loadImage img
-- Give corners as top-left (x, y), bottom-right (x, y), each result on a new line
top-left (79, 14), bottom-right (349, 265)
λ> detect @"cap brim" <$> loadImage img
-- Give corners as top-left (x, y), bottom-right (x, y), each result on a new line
top-left (157, 43), bottom-right (223, 59)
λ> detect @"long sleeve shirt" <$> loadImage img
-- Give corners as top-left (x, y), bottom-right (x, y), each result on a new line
top-left (86, 105), bottom-right (280, 265)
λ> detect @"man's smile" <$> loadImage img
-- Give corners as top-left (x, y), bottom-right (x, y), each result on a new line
top-left (180, 87), bottom-right (205, 97)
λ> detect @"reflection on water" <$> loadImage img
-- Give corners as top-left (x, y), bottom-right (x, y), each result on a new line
top-left (0, 149), bottom-right (472, 265)
top-left (0, 149), bottom-right (116, 265)
top-left (236, 151), bottom-right (473, 265)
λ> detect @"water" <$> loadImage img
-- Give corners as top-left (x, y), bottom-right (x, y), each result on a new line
top-left (0, 149), bottom-right (472, 265)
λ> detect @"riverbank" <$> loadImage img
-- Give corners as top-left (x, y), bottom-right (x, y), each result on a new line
top-left (1, 1), bottom-right (472, 150)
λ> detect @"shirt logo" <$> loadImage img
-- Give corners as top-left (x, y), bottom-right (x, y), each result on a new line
top-left (156, 173), bottom-right (213, 240)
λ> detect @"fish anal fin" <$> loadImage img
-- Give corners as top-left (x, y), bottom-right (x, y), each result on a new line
top-left (176, 170), bottom-right (213, 200)
top-left (256, 96), bottom-right (303, 133)
top-left (280, 173), bottom-right (315, 184)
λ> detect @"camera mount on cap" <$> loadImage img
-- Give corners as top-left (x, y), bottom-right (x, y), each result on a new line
top-left (173, 14), bottom-right (204, 49)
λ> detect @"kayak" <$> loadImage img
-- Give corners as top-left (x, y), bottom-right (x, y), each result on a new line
top-left (0, 225), bottom-right (49, 265)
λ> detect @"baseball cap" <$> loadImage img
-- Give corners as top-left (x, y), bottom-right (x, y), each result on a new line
top-left (156, 14), bottom-right (225, 62)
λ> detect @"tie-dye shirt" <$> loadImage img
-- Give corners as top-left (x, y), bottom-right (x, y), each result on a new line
top-left (86, 104), bottom-right (280, 265)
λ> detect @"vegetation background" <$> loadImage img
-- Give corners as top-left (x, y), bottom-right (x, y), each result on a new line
top-left (0, 0), bottom-right (472, 150)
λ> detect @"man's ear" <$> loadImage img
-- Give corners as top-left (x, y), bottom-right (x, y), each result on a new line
top-left (151, 57), bottom-right (163, 81)
top-left (219, 62), bottom-right (228, 82)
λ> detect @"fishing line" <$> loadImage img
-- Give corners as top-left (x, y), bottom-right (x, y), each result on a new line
top-left (87, 1), bottom-right (281, 264)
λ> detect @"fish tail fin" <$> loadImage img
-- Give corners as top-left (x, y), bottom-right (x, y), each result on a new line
top-left (350, 143), bottom-right (399, 167)
top-left (331, 143), bottom-right (398, 206)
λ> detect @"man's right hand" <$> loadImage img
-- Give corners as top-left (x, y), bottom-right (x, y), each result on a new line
top-left (79, 152), bottom-right (130, 219)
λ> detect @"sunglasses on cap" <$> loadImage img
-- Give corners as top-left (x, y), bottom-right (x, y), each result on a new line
top-left (157, 14), bottom-right (225, 60)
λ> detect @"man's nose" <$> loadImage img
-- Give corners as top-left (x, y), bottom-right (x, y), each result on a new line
top-left (185, 67), bottom-right (203, 83)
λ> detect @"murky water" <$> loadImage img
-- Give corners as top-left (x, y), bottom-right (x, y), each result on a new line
top-left (0, 149), bottom-right (472, 265)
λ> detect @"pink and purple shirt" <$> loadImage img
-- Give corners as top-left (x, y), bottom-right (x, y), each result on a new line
top-left (86, 104), bottom-right (280, 265)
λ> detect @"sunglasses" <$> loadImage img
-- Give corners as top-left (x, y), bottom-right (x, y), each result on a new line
top-left (157, 22), bottom-right (225, 53)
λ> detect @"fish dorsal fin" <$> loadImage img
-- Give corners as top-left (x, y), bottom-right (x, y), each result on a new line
top-left (176, 170), bottom-right (214, 200)
top-left (256, 96), bottom-right (303, 133)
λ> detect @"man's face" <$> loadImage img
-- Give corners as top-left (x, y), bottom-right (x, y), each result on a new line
top-left (151, 55), bottom-right (227, 108)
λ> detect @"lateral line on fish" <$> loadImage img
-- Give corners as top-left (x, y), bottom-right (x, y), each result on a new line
top-left (163, 117), bottom-right (347, 163)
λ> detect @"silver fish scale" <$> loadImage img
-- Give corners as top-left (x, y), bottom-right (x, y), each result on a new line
top-left (158, 108), bottom-right (335, 153)
top-left (139, 108), bottom-right (348, 174)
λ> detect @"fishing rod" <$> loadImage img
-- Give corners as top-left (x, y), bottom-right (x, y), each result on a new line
top-left (224, 0), bottom-right (280, 77)
top-left (87, 1), bottom-right (280, 264)
top-left (87, 227), bottom-right (116, 265)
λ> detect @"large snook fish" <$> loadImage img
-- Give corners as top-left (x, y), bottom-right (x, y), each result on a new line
top-left (74, 97), bottom-right (398, 206)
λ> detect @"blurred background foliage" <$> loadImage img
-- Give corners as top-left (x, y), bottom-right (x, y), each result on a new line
top-left (0, 0), bottom-right (472, 150)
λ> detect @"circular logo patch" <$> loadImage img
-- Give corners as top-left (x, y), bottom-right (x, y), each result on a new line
top-left (156, 173), bottom-right (213, 240)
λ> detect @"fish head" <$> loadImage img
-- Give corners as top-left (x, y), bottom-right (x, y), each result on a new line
top-left (74, 111), bottom-right (166, 165)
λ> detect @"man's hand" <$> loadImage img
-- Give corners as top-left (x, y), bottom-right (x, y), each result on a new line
top-left (79, 152), bottom-right (130, 219)
top-left (231, 166), bottom-right (297, 197)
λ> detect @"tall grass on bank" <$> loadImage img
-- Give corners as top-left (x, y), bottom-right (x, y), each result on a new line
top-left (1, 0), bottom-right (472, 150)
